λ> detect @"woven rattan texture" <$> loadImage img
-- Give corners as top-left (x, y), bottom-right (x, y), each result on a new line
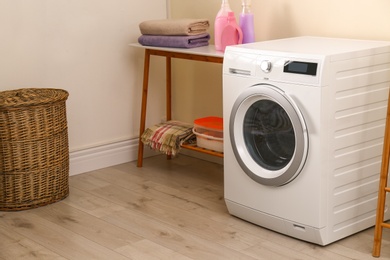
top-left (0, 88), bottom-right (69, 211)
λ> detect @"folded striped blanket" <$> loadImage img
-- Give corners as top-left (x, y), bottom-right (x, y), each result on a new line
top-left (141, 121), bottom-right (195, 156)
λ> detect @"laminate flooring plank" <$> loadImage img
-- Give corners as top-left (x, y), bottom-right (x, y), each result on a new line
top-left (0, 221), bottom-right (65, 260)
top-left (336, 228), bottom-right (390, 258)
top-left (114, 155), bottom-right (224, 194)
top-left (62, 185), bottom-right (126, 218)
top-left (88, 166), bottom-right (150, 193)
top-left (318, 243), bottom-right (380, 260)
top-left (96, 157), bottom-right (229, 230)
top-left (91, 164), bottom-right (228, 217)
top-left (72, 160), bottom-right (226, 220)
top-left (68, 171), bottom-right (112, 191)
top-left (140, 179), bottom-right (227, 214)
top-left (0, 211), bottom-right (129, 260)
top-left (243, 240), bottom-right (325, 260)
top-left (30, 202), bottom-right (143, 251)
top-left (116, 239), bottom-right (193, 260)
top-left (103, 208), bottom-right (258, 260)
top-left (70, 173), bottom-right (266, 252)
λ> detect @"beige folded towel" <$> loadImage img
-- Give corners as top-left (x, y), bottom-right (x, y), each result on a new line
top-left (139, 18), bottom-right (210, 36)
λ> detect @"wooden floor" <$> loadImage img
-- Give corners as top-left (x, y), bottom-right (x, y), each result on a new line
top-left (1, 154), bottom-right (390, 259)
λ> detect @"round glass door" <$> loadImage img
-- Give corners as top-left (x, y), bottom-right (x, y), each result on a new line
top-left (230, 84), bottom-right (308, 186)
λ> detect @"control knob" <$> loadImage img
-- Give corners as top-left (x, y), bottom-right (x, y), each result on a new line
top-left (260, 60), bottom-right (272, 73)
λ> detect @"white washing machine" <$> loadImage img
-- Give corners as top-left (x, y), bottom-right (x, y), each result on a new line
top-left (223, 36), bottom-right (390, 245)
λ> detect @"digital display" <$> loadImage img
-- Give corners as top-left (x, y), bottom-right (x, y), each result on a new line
top-left (284, 61), bottom-right (318, 76)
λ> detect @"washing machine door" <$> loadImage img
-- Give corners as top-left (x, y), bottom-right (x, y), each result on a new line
top-left (230, 84), bottom-right (308, 186)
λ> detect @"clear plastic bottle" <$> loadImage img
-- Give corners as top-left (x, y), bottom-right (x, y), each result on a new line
top-left (239, 0), bottom-right (255, 44)
top-left (214, 0), bottom-right (232, 51)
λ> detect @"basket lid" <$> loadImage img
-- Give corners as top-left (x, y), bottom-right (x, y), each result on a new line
top-left (0, 88), bottom-right (69, 109)
top-left (194, 116), bottom-right (223, 130)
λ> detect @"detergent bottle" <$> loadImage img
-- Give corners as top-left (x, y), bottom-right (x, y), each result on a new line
top-left (220, 12), bottom-right (243, 51)
top-left (239, 0), bottom-right (255, 43)
top-left (214, 0), bottom-right (232, 51)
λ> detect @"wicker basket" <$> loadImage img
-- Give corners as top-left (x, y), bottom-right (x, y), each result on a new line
top-left (0, 88), bottom-right (69, 211)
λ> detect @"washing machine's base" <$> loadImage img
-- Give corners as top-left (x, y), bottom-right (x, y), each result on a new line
top-left (225, 199), bottom-right (380, 246)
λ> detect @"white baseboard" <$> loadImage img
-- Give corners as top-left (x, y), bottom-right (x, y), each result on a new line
top-left (69, 138), bottom-right (145, 176)
top-left (69, 138), bottom-right (222, 176)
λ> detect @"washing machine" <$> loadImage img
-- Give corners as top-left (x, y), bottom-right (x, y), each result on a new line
top-left (223, 36), bottom-right (390, 245)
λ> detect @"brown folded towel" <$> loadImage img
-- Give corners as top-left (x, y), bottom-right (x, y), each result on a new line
top-left (139, 18), bottom-right (210, 36)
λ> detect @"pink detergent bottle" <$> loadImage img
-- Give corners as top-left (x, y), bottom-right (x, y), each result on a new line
top-left (214, 0), bottom-right (232, 51)
top-left (239, 0), bottom-right (255, 43)
top-left (220, 12), bottom-right (243, 52)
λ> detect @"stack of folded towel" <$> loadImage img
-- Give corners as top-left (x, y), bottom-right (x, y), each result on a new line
top-left (141, 121), bottom-right (195, 156)
top-left (138, 18), bottom-right (210, 48)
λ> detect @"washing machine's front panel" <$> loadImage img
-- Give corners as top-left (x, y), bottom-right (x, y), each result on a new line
top-left (230, 84), bottom-right (308, 186)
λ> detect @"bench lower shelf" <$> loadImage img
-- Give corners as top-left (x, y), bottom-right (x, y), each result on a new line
top-left (181, 143), bottom-right (224, 158)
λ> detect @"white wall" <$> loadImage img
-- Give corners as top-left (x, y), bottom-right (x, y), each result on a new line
top-left (169, 0), bottom-right (390, 122)
top-left (3, 1), bottom-right (389, 174)
top-left (171, 0), bottom-right (390, 42)
top-left (0, 0), bottom-right (168, 174)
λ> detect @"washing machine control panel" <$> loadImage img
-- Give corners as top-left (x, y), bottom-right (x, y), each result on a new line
top-left (257, 56), bottom-right (322, 86)
top-left (223, 50), bottom-right (324, 86)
